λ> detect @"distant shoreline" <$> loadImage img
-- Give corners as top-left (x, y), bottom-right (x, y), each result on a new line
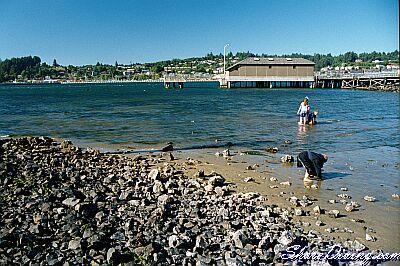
top-left (0, 79), bottom-right (165, 85)
top-left (0, 81), bottom-right (397, 92)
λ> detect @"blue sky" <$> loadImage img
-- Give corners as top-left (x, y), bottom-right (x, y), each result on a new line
top-left (0, 0), bottom-right (398, 65)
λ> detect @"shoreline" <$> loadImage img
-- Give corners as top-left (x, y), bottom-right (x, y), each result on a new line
top-left (0, 81), bottom-right (398, 92)
top-left (1, 136), bottom-right (399, 264)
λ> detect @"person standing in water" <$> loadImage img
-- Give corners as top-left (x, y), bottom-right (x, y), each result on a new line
top-left (297, 96), bottom-right (310, 125)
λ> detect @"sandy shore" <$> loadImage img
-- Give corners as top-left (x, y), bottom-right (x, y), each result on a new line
top-left (167, 147), bottom-right (400, 253)
top-left (1, 137), bottom-right (399, 265)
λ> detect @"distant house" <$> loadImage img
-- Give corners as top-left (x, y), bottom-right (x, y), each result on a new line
top-left (123, 68), bottom-right (136, 76)
top-left (224, 57), bottom-right (315, 88)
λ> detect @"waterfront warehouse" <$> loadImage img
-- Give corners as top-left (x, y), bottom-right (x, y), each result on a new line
top-left (225, 57), bottom-right (315, 88)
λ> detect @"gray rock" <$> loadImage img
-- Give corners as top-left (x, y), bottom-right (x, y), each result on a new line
top-left (366, 234), bottom-right (376, 242)
top-left (62, 197), bottom-right (80, 207)
top-left (111, 231), bottom-right (125, 241)
top-left (243, 177), bottom-right (254, 183)
top-left (280, 155), bottom-right (294, 163)
top-left (294, 208), bottom-right (304, 216)
top-left (278, 231), bottom-right (294, 246)
top-left (315, 220), bottom-right (325, 227)
top-left (231, 230), bottom-right (246, 248)
top-left (265, 147), bottom-right (279, 153)
top-left (153, 180), bottom-right (165, 194)
top-left (328, 209), bottom-right (340, 218)
top-left (208, 175), bottom-right (225, 187)
top-left (107, 247), bottom-right (119, 263)
top-left (149, 169), bottom-right (160, 180)
top-left (68, 238), bottom-right (81, 250)
top-left (214, 186), bottom-right (226, 196)
top-left (313, 205), bottom-right (321, 215)
top-left (169, 235), bottom-right (180, 248)
top-left (364, 196), bottom-right (376, 202)
top-left (224, 251), bottom-right (244, 266)
top-left (344, 240), bottom-right (366, 252)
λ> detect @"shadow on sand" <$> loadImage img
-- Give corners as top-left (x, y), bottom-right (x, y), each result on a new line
top-left (323, 172), bottom-right (351, 180)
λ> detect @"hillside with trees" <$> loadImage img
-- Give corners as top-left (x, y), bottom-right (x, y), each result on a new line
top-left (0, 50), bottom-right (398, 83)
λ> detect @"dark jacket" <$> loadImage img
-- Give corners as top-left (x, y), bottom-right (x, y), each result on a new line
top-left (297, 151), bottom-right (326, 177)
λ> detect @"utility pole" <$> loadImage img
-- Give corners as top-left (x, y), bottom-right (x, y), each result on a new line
top-left (223, 44), bottom-right (230, 76)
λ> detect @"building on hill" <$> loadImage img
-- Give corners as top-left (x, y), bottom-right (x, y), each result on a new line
top-left (223, 57), bottom-right (315, 88)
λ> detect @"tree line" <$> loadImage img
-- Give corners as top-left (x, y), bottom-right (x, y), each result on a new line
top-left (0, 50), bottom-right (398, 82)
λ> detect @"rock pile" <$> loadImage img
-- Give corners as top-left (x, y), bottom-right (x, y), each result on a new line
top-left (0, 137), bottom-right (350, 265)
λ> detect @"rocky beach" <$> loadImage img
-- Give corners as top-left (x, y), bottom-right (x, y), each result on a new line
top-left (1, 137), bottom-right (399, 265)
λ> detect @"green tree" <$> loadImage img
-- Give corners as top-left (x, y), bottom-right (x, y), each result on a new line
top-left (151, 64), bottom-right (164, 74)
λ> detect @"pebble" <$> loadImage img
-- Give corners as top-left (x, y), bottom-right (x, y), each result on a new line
top-left (62, 198), bottom-right (80, 207)
top-left (364, 196), bottom-right (376, 202)
top-left (313, 205), bottom-right (321, 215)
top-left (148, 168), bottom-right (159, 180)
top-left (280, 155), bottom-right (294, 163)
top-left (280, 181), bottom-right (291, 187)
top-left (68, 238), bottom-right (81, 250)
top-left (265, 147), bottom-right (279, 153)
top-left (343, 240), bottom-right (366, 252)
top-left (315, 220), bottom-right (325, 227)
top-left (269, 177), bottom-right (278, 182)
top-left (328, 210), bottom-right (340, 218)
top-left (294, 209), bottom-right (304, 216)
top-left (366, 234), bottom-right (377, 242)
top-left (289, 196), bottom-right (299, 206)
top-left (243, 177), bottom-right (254, 183)
top-left (345, 204), bottom-right (355, 212)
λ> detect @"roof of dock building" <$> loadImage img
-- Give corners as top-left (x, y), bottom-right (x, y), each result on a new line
top-left (227, 57), bottom-right (315, 70)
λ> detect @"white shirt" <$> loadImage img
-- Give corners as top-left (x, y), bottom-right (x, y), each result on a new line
top-left (298, 102), bottom-right (310, 114)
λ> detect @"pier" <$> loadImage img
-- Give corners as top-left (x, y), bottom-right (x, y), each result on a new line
top-left (163, 75), bottom-right (215, 88)
top-left (315, 71), bottom-right (399, 91)
top-left (163, 70), bottom-right (399, 91)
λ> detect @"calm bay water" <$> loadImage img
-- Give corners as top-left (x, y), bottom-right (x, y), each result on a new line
top-left (0, 83), bottom-right (398, 154)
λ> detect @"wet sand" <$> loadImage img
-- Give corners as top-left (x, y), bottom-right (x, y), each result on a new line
top-left (72, 137), bottom-right (400, 253)
top-left (162, 146), bottom-right (400, 253)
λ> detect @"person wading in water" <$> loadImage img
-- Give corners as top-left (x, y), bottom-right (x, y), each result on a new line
top-left (297, 96), bottom-right (310, 125)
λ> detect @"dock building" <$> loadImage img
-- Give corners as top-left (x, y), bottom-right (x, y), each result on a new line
top-left (223, 57), bottom-right (315, 88)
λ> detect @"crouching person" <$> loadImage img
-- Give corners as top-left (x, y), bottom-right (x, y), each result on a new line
top-left (297, 151), bottom-right (328, 180)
